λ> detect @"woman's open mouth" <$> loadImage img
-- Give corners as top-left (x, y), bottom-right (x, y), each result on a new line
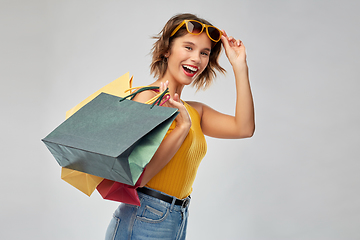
top-left (182, 64), bottom-right (198, 77)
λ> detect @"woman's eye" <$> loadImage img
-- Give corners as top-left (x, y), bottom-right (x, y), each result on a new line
top-left (201, 52), bottom-right (209, 56)
top-left (185, 46), bottom-right (192, 50)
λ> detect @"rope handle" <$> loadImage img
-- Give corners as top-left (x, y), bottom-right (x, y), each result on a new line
top-left (150, 87), bottom-right (170, 107)
top-left (120, 86), bottom-right (170, 108)
top-left (124, 86), bottom-right (153, 94)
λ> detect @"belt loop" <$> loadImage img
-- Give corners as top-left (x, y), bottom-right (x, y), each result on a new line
top-left (169, 197), bottom-right (176, 212)
top-left (181, 197), bottom-right (190, 209)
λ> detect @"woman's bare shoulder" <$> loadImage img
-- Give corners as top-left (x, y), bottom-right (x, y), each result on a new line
top-left (186, 101), bottom-right (204, 117)
top-left (131, 89), bottom-right (158, 103)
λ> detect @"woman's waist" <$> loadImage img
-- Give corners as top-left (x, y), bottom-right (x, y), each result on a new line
top-left (137, 186), bottom-right (191, 210)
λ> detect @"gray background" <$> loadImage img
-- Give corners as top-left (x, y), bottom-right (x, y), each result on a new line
top-left (1, 0), bottom-right (359, 239)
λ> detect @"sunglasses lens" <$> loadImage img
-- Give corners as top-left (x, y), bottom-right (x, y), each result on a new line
top-left (187, 21), bottom-right (203, 34)
top-left (207, 27), bottom-right (221, 41)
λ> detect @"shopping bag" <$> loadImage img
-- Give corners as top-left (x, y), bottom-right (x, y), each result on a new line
top-left (65, 72), bottom-right (133, 118)
top-left (42, 91), bottom-right (178, 186)
top-left (61, 167), bottom-right (103, 196)
top-left (60, 73), bottom-right (132, 195)
top-left (97, 168), bottom-right (145, 206)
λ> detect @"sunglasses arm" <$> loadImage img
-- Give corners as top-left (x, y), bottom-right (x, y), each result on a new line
top-left (170, 21), bottom-right (186, 37)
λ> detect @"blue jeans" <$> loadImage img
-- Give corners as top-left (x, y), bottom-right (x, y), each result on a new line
top-left (105, 188), bottom-right (190, 240)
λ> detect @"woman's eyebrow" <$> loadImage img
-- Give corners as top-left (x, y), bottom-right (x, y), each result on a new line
top-left (183, 41), bottom-right (195, 46)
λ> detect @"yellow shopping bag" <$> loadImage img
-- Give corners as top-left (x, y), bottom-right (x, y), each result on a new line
top-left (61, 168), bottom-right (103, 196)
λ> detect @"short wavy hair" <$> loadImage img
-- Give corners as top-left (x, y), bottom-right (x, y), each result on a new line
top-left (150, 13), bottom-right (226, 90)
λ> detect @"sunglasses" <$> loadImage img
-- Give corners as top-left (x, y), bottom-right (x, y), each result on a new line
top-left (170, 20), bottom-right (223, 43)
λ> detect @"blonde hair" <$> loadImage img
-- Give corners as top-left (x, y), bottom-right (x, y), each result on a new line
top-left (150, 13), bottom-right (226, 90)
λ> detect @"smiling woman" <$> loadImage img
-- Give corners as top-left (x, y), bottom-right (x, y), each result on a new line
top-left (164, 33), bottom-right (212, 85)
top-left (150, 14), bottom-right (225, 90)
top-left (105, 13), bottom-right (255, 240)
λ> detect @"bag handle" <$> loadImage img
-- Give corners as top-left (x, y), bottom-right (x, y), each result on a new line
top-left (124, 86), bottom-right (154, 94)
top-left (125, 86), bottom-right (170, 106)
top-left (120, 86), bottom-right (170, 109)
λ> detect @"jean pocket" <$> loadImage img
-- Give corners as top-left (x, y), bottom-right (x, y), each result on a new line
top-left (136, 205), bottom-right (169, 223)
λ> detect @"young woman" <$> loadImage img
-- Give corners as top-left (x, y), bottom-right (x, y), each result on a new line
top-left (105, 13), bottom-right (255, 240)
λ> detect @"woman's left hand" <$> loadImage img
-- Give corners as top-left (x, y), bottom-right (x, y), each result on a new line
top-left (221, 30), bottom-right (247, 68)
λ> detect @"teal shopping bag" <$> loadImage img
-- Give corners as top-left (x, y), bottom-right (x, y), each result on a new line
top-left (42, 90), bottom-right (178, 186)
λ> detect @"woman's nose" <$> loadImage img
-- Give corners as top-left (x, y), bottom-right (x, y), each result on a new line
top-left (190, 52), bottom-right (201, 64)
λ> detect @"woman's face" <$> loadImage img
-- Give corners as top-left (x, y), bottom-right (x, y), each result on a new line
top-left (165, 32), bottom-right (212, 85)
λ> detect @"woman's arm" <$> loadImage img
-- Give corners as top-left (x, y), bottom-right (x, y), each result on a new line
top-left (131, 82), bottom-right (192, 187)
top-left (191, 30), bottom-right (255, 139)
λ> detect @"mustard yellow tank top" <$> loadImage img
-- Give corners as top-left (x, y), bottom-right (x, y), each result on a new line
top-left (145, 101), bottom-right (207, 199)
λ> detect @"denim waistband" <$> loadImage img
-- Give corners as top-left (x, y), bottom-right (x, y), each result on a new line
top-left (137, 187), bottom-right (190, 211)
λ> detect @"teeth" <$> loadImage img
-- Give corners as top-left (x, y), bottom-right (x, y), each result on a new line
top-left (183, 65), bottom-right (198, 72)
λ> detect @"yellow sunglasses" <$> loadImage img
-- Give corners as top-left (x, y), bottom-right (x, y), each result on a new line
top-left (170, 20), bottom-right (223, 43)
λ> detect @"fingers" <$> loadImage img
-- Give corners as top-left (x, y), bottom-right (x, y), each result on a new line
top-left (173, 93), bottom-right (180, 102)
top-left (168, 94), bottom-right (181, 107)
top-left (230, 38), bottom-right (242, 47)
top-left (221, 29), bottom-right (243, 47)
top-left (221, 30), bottom-right (230, 48)
top-left (227, 36), bottom-right (242, 47)
top-left (159, 80), bottom-right (169, 93)
top-left (168, 93), bottom-right (186, 113)
top-left (167, 93), bottom-right (191, 128)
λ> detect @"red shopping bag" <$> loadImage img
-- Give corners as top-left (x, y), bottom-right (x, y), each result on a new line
top-left (97, 169), bottom-right (145, 206)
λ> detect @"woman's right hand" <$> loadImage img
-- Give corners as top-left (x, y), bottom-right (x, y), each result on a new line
top-left (160, 81), bottom-right (192, 131)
